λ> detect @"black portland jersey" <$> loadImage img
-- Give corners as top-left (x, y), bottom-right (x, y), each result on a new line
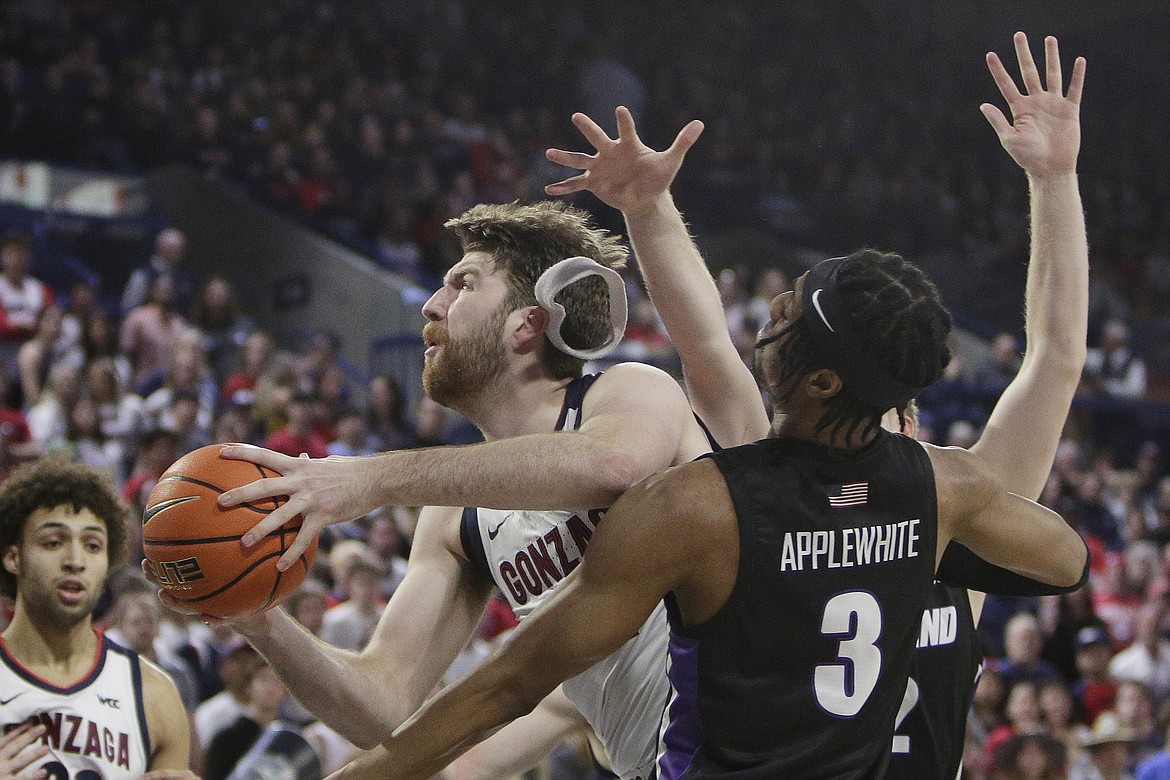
top-left (658, 430), bottom-right (939, 780)
top-left (887, 584), bottom-right (982, 780)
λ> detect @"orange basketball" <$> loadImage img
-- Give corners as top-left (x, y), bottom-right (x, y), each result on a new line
top-left (142, 444), bottom-right (317, 618)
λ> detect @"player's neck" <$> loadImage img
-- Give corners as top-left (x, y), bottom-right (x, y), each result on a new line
top-left (461, 373), bottom-right (574, 441)
top-left (2, 606), bottom-right (99, 681)
top-left (773, 404), bottom-right (876, 450)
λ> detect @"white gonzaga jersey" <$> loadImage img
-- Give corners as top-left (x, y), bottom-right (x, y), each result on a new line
top-left (0, 632), bottom-right (152, 780)
top-left (460, 374), bottom-right (671, 780)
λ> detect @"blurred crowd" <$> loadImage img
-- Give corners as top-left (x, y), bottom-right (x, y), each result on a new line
top-left (2, 0), bottom-right (1168, 324)
top-left (3, 1), bottom-right (1170, 778)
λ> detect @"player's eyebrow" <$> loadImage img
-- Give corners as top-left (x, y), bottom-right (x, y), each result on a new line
top-left (34, 521), bottom-right (107, 538)
top-left (444, 266), bottom-right (483, 285)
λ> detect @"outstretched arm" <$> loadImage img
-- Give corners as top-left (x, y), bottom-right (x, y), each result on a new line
top-left (327, 461), bottom-right (729, 780)
top-left (971, 32), bottom-right (1088, 500)
top-left (547, 108), bottom-right (771, 448)
top-left (219, 362), bottom-right (698, 568)
top-left (153, 505), bottom-right (493, 749)
top-left (438, 686), bottom-right (592, 780)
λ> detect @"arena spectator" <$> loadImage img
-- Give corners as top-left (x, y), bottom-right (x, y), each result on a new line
top-left (120, 275), bottom-right (193, 391)
top-left (1001, 612), bottom-right (1063, 691)
top-left (203, 658), bottom-right (290, 780)
top-left (193, 276), bottom-right (256, 385)
top-left (0, 232), bottom-right (53, 378)
top-left (1109, 601), bottom-right (1170, 709)
top-left (193, 643), bottom-right (259, 750)
top-left (365, 374), bottom-right (418, 451)
top-left (121, 227), bottom-right (196, 317)
top-left (264, 389), bottom-right (329, 459)
top-left (1074, 625), bottom-right (1120, 725)
top-left (1083, 319), bottom-right (1148, 401)
top-left (320, 556), bottom-right (384, 652)
top-left (1069, 711), bottom-right (1138, 780)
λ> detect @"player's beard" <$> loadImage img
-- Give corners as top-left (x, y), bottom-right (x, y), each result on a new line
top-left (422, 306), bottom-right (510, 409)
top-left (21, 576), bottom-right (101, 633)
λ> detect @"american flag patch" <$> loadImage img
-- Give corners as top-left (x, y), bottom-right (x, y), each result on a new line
top-left (828, 481), bottom-right (868, 508)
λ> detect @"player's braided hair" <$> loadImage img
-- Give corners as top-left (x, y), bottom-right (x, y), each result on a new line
top-left (770, 249), bottom-right (952, 442)
top-left (0, 457), bottom-right (131, 598)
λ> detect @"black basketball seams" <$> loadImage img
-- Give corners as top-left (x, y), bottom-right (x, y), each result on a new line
top-left (142, 525), bottom-right (306, 546)
top-left (176, 551), bottom-right (285, 603)
top-left (254, 464), bottom-right (285, 509)
top-left (155, 475), bottom-right (276, 515)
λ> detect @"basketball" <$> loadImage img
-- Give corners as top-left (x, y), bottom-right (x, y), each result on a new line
top-left (142, 444), bottom-right (317, 618)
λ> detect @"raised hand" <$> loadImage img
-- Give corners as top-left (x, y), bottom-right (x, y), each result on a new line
top-left (545, 106), bottom-right (704, 217)
top-left (0, 723), bottom-right (48, 780)
top-left (980, 32), bottom-right (1086, 175)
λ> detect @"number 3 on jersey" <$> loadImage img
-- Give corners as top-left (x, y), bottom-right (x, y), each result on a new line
top-left (814, 591), bottom-right (883, 717)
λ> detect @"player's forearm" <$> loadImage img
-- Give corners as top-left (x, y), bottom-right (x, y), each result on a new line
top-left (441, 688), bottom-right (585, 780)
top-left (330, 660), bottom-right (545, 780)
top-left (625, 194), bottom-right (769, 445)
top-left (365, 434), bottom-right (644, 511)
top-left (233, 609), bottom-right (409, 747)
top-left (974, 172), bottom-right (1087, 499)
top-left (1022, 171), bottom-right (1087, 367)
top-left (626, 194), bottom-right (733, 358)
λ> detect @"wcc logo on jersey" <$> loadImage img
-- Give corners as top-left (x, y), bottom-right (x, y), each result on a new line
top-left (828, 481), bottom-right (868, 508)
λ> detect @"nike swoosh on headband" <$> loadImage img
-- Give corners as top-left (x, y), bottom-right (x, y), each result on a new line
top-left (811, 288), bottom-right (835, 332)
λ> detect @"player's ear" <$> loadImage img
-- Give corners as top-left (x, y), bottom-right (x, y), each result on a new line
top-left (2, 546), bottom-right (19, 577)
top-left (513, 305), bottom-right (550, 352)
top-left (804, 369), bottom-right (843, 400)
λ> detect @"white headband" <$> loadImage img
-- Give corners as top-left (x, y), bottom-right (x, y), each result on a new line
top-left (533, 256), bottom-right (628, 361)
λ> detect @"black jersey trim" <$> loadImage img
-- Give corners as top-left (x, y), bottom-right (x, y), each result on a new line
top-left (556, 373), bottom-right (601, 431)
top-left (0, 628), bottom-right (108, 693)
top-left (459, 507), bottom-right (490, 578)
top-left (106, 637), bottom-right (152, 760)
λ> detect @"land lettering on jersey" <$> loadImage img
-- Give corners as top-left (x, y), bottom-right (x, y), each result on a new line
top-left (498, 509), bottom-right (604, 606)
top-left (3, 712), bottom-right (132, 770)
top-left (916, 605), bottom-right (958, 648)
top-left (779, 519), bottom-right (921, 572)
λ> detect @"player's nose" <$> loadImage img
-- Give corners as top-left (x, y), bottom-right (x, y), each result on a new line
top-left (62, 540), bottom-right (87, 570)
top-left (421, 287), bottom-right (451, 321)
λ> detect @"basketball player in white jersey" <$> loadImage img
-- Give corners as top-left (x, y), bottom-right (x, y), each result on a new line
top-left (319, 33), bottom-right (1089, 780)
top-left (408, 30), bottom-right (1091, 780)
top-left (0, 458), bottom-right (193, 780)
top-left (150, 199), bottom-right (713, 779)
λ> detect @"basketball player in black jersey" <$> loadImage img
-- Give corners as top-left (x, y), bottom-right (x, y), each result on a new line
top-left (405, 30), bottom-right (1089, 780)
top-left (535, 32), bottom-right (1086, 780)
top-left (327, 113), bottom-right (1089, 780)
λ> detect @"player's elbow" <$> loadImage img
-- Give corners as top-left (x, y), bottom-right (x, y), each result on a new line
top-left (590, 451), bottom-right (653, 501)
top-left (1052, 533), bottom-right (1090, 590)
top-left (1025, 342), bottom-right (1087, 379)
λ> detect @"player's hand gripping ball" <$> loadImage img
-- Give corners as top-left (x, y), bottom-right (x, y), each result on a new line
top-left (142, 444), bottom-right (317, 618)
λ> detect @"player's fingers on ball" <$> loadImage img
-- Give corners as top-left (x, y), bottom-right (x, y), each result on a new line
top-left (240, 510), bottom-right (290, 547)
top-left (218, 476), bottom-right (287, 508)
top-left (277, 530), bottom-right (315, 572)
top-left (219, 443), bottom-right (289, 470)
